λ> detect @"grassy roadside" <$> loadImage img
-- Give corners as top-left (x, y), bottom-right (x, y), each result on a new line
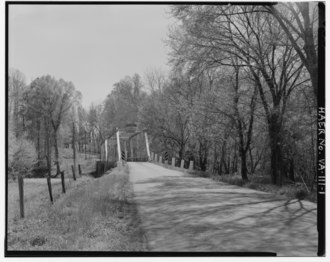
top-left (188, 170), bottom-right (317, 203)
top-left (7, 166), bottom-right (147, 251)
top-left (7, 177), bottom-right (87, 223)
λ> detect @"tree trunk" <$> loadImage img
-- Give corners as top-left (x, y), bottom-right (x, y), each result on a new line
top-left (53, 131), bottom-right (61, 175)
top-left (248, 147), bottom-right (254, 174)
top-left (226, 152), bottom-right (231, 174)
top-left (240, 149), bottom-right (248, 181)
top-left (130, 139), bottom-right (134, 160)
top-left (99, 143), bottom-right (102, 160)
top-left (212, 144), bottom-right (218, 174)
top-left (219, 141), bottom-right (227, 174)
top-left (268, 113), bottom-right (283, 186)
top-left (218, 160), bottom-right (223, 175)
top-left (22, 114), bottom-right (25, 133)
top-left (84, 130), bottom-right (87, 160)
top-left (289, 158), bottom-right (295, 182)
top-left (136, 135), bottom-right (139, 159)
top-left (72, 121), bottom-right (77, 176)
top-left (237, 118), bottom-right (248, 181)
top-left (199, 141), bottom-right (207, 171)
top-left (37, 120), bottom-right (41, 165)
top-left (178, 143), bottom-right (185, 160)
top-left (310, 66), bottom-right (318, 100)
top-left (232, 148), bottom-right (238, 173)
top-left (14, 87), bottom-right (19, 138)
top-left (45, 117), bottom-right (53, 203)
top-left (94, 133), bottom-right (96, 153)
top-left (200, 156), bottom-right (207, 171)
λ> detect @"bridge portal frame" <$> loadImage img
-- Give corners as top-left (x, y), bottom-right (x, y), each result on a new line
top-left (101, 127), bottom-right (151, 163)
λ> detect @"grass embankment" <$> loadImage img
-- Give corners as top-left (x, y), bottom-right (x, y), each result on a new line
top-left (189, 170), bottom-right (317, 203)
top-left (7, 166), bottom-right (146, 251)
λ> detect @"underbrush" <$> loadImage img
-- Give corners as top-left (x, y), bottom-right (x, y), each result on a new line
top-left (189, 170), bottom-right (316, 203)
top-left (26, 149), bottom-right (99, 179)
top-left (59, 149), bottom-right (99, 176)
top-left (7, 165), bottom-right (146, 251)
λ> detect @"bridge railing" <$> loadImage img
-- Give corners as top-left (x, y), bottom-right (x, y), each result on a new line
top-left (92, 161), bottom-right (117, 178)
top-left (126, 157), bottom-right (148, 162)
top-left (150, 152), bottom-right (194, 171)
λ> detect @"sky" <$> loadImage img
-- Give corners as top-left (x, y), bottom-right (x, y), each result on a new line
top-left (9, 4), bottom-right (174, 108)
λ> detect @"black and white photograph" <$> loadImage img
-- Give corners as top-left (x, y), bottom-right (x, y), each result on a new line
top-left (5, 1), bottom-right (325, 257)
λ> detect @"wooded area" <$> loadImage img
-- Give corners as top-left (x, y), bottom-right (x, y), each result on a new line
top-left (143, 3), bottom-right (318, 189)
top-left (8, 3), bottom-right (318, 192)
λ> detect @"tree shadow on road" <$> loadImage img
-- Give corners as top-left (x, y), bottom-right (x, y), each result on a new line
top-left (132, 174), bottom-right (317, 255)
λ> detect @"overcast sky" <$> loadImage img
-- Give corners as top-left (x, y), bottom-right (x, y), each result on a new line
top-left (9, 4), bottom-right (174, 108)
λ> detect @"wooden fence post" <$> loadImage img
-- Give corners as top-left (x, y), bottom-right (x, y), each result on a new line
top-left (71, 165), bottom-right (76, 181)
top-left (172, 157), bottom-right (175, 167)
top-left (180, 159), bottom-right (184, 169)
top-left (18, 174), bottom-right (24, 218)
top-left (78, 164), bottom-right (82, 175)
top-left (189, 160), bottom-right (194, 171)
top-left (47, 176), bottom-right (53, 203)
top-left (61, 171), bottom-right (66, 194)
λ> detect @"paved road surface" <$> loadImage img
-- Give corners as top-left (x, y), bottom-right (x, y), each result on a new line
top-left (128, 162), bottom-right (317, 255)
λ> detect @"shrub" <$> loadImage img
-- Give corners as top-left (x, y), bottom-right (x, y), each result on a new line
top-left (295, 188), bottom-right (308, 200)
top-left (220, 175), bottom-right (247, 187)
top-left (247, 182), bottom-right (258, 190)
top-left (28, 165), bottom-right (48, 178)
top-left (8, 132), bottom-right (37, 179)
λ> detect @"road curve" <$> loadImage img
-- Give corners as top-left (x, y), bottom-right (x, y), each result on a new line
top-left (128, 162), bottom-right (317, 255)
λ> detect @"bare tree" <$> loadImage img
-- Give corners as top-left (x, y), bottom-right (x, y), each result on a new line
top-left (169, 5), bottom-right (309, 185)
top-left (144, 67), bottom-right (167, 92)
top-left (265, 2), bottom-right (319, 99)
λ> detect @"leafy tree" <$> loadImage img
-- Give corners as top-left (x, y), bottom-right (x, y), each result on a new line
top-left (88, 104), bottom-right (105, 155)
top-left (8, 127), bottom-right (37, 180)
top-left (24, 76), bottom-right (79, 176)
top-left (8, 68), bottom-right (26, 137)
top-left (101, 74), bottom-right (146, 136)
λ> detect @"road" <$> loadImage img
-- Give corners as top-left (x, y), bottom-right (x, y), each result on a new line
top-left (128, 162), bottom-right (318, 255)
